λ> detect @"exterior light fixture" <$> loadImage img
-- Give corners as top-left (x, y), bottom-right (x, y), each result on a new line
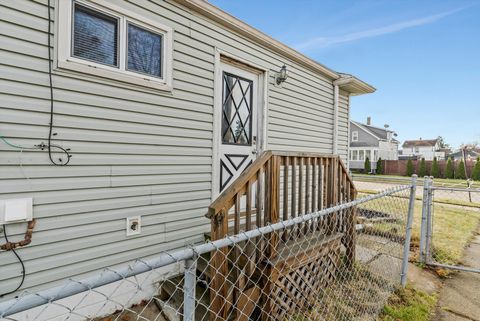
top-left (275, 65), bottom-right (289, 85)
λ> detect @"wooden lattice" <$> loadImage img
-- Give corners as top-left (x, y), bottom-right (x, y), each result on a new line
top-left (266, 233), bottom-right (342, 321)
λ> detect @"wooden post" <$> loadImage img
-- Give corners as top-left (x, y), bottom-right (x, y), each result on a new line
top-left (246, 180), bottom-right (255, 277)
top-left (210, 208), bottom-right (229, 321)
top-left (282, 156), bottom-right (289, 241)
top-left (267, 155), bottom-right (280, 259)
top-left (262, 156), bottom-right (280, 321)
top-left (298, 157), bottom-right (304, 237)
top-left (306, 157), bottom-right (311, 214)
top-left (256, 167), bottom-right (264, 262)
top-left (291, 157), bottom-right (297, 238)
top-left (312, 157), bottom-right (317, 212)
top-left (299, 157), bottom-right (304, 217)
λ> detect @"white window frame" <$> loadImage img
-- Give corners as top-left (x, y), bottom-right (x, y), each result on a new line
top-left (56, 0), bottom-right (173, 91)
top-left (352, 131), bottom-right (359, 142)
top-left (359, 150), bottom-right (365, 161)
top-left (352, 150), bottom-right (358, 161)
top-left (365, 150), bottom-right (371, 161)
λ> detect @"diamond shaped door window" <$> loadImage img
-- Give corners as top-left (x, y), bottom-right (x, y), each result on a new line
top-left (221, 72), bottom-right (253, 145)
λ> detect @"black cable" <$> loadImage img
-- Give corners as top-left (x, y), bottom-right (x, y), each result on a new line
top-left (0, 225), bottom-right (26, 298)
top-left (46, 0), bottom-right (72, 166)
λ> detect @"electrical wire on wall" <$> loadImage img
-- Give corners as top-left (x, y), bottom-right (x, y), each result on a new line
top-left (0, 225), bottom-right (26, 298)
top-left (0, 0), bottom-right (69, 298)
top-left (45, 0), bottom-right (72, 166)
top-left (0, 0), bottom-right (72, 165)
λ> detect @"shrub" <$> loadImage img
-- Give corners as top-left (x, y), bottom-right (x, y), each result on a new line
top-left (445, 158), bottom-right (455, 179)
top-left (473, 157), bottom-right (480, 181)
top-left (456, 159), bottom-right (467, 179)
top-left (406, 159), bottom-right (415, 177)
top-left (364, 157), bottom-right (371, 173)
top-left (376, 157), bottom-right (383, 174)
top-left (431, 157), bottom-right (440, 178)
top-left (418, 158), bottom-right (427, 177)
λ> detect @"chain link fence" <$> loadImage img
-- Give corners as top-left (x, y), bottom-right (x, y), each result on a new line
top-left (1, 184), bottom-right (415, 321)
top-left (419, 180), bottom-right (480, 273)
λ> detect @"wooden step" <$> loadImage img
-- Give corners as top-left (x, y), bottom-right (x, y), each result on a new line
top-left (269, 232), bottom-right (343, 267)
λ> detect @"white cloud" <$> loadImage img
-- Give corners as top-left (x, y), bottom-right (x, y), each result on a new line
top-left (294, 7), bottom-right (468, 50)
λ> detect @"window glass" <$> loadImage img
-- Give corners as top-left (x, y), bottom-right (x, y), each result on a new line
top-left (127, 23), bottom-right (163, 78)
top-left (359, 150), bottom-right (365, 161)
top-left (352, 150), bottom-right (358, 161)
top-left (374, 150), bottom-right (379, 161)
top-left (221, 72), bottom-right (253, 145)
top-left (366, 150), bottom-right (371, 160)
top-left (73, 4), bottom-right (119, 66)
top-left (352, 131), bottom-right (358, 142)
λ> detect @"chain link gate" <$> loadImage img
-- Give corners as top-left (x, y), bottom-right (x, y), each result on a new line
top-left (420, 177), bottom-right (480, 274)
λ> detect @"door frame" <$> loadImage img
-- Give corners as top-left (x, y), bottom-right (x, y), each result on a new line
top-left (211, 48), bottom-right (269, 200)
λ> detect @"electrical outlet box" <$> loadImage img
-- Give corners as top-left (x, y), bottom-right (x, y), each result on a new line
top-left (0, 198), bottom-right (33, 225)
top-left (126, 216), bottom-right (141, 236)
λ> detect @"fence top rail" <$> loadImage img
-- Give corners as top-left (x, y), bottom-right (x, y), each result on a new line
top-left (0, 184), bottom-right (411, 317)
top-left (352, 174), bottom-right (417, 183)
top-left (353, 175), bottom-right (478, 188)
top-left (430, 186), bottom-right (480, 193)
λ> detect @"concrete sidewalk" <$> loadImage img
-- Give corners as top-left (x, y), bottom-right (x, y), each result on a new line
top-left (435, 233), bottom-right (480, 321)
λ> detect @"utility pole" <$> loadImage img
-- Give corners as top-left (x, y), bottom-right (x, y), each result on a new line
top-left (463, 146), bottom-right (473, 203)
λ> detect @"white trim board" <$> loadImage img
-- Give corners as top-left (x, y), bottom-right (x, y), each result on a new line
top-left (55, 0), bottom-right (174, 91)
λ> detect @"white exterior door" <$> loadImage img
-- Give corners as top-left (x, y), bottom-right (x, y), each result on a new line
top-left (217, 62), bottom-right (259, 194)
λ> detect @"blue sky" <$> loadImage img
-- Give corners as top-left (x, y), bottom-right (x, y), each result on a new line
top-left (209, 0), bottom-right (480, 149)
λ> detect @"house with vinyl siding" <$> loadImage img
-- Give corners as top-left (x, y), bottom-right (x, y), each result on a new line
top-left (0, 0), bottom-right (374, 316)
top-left (349, 118), bottom-right (399, 171)
top-left (401, 138), bottom-right (446, 161)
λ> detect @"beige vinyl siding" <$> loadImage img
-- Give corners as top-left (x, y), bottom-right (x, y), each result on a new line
top-left (0, 0), bottom-right (348, 294)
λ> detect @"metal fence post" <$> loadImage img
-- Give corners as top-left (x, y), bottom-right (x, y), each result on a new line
top-left (425, 177), bottom-right (434, 264)
top-left (184, 258), bottom-right (197, 321)
top-left (419, 176), bottom-right (429, 264)
top-left (401, 175), bottom-right (418, 287)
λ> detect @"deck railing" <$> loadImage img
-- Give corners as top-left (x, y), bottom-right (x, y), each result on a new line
top-left (206, 150), bottom-right (357, 321)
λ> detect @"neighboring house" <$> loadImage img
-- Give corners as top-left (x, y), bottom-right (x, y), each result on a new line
top-left (449, 149), bottom-right (480, 161)
top-left (349, 118), bottom-right (399, 171)
top-left (402, 138), bottom-right (446, 160)
top-left (0, 0), bottom-right (374, 312)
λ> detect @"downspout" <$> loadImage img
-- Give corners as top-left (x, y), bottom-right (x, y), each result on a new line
top-left (332, 76), bottom-right (354, 156)
top-left (333, 83), bottom-right (339, 155)
top-left (347, 110), bottom-right (351, 170)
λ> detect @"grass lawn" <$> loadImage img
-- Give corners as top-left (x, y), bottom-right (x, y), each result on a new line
top-left (379, 286), bottom-right (437, 321)
top-left (358, 193), bottom-right (480, 265)
top-left (354, 173), bottom-right (478, 188)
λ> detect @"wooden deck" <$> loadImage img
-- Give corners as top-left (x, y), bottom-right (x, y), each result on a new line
top-left (159, 151), bottom-right (357, 321)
